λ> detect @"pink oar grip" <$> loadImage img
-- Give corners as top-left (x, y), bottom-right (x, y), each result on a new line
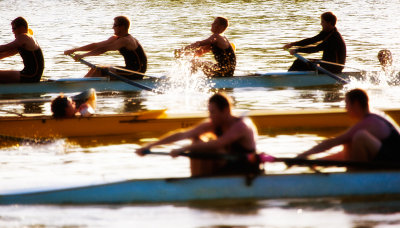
top-left (258, 153), bottom-right (276, 163)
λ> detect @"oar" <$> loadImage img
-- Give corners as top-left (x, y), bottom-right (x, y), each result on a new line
top-left (258, 153), bottom-right (400, 169)
top-left (144, 150), bottom-right (400, 169)
top-left (69, 55), bottom-right (161, 94)
top-left (315, 60), bottom-right (366, 73)
top-left (292, 52), bottom-right (349, 84)
top-left (110, 66), bottom-right (165, 79)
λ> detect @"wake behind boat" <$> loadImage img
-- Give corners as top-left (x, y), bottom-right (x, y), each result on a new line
top-left (0, 71), bottom-right (360, 95)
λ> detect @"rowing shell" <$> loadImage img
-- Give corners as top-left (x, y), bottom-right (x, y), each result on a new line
top-left (0, 71), bottom-right (359, 95)
top-left (0, 108), bottom-right (399, 140)
top-left (1, 170), bottom-right (399, 204)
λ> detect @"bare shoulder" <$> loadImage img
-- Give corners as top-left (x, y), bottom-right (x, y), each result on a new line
top-left (213, 34), bottom-right (230, 49)
top-left (15, 34), bottom-right (30, 43)
top-left (16, 34), bottom-right (38, 49)
top-left (108, 35), bottom-right (119, 41)
top-left (122, 35), bottom-right (139, 49)
top-left (233, 117), bottom-right (256, 131)
top-left (204, 33), bottom-right (219, 44)
top-left (363, 114), bottom-right (388, 126)
top-left (194, 120), bottom-right (214, 131)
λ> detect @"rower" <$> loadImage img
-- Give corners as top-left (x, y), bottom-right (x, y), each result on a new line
top-left (64, 16), bottom-right (147, 80)
top-left (136, 93), bottom-right (261, 177)
top-left (176, 17), bottom-right (236, 77)
top-left (51, 89), bottom-right (96, 118)
top-left (283, 12), bottom-right (346, 74)
top-left (0, 17), bottom-right (44, 83)
top-left (296, 88), bottom-right (400, 162)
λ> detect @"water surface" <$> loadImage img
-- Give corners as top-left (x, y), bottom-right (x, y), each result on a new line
top-left (1, 0), bottom-right (400, 227)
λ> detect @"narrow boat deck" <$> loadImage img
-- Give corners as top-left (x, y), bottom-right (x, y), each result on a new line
top-left (0, 71), bottom-right (358, 95)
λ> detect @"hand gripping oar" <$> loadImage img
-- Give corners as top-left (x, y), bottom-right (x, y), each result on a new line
top-left (69, 55), bottom-right (161, 94)
top-left (292, 52), bottom-right (349, 84)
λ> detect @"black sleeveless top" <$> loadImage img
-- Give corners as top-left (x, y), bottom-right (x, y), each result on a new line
top-left (370, 114), bottom-right (400, 161)
top-left (210, 41), bottom-right (236, 77)
top-left (119, 41), bottom-right (147, 73)
top-left (18, 47), bottom-right (44, 82)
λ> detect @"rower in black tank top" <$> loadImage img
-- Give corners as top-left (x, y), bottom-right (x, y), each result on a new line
top-left (118, 40), bottom-right (147, 80)
top-left (370, 114), bottom-right (400, 161)
top-left (203, 40), bottom-right (236, 77)
top-left (19, 47), bottom-right (44, 83)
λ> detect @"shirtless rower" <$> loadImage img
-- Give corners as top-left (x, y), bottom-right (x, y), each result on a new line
top-left (296, 88), bottom-right (400, 162)
top-left (64, 16), bottom-right (147, 79)
top-left (177, 17), bottom-right (236, 77)
top-left (136, 93), bottom-right (260, 176)
top-left (0, 17), bottom-right (44, 83)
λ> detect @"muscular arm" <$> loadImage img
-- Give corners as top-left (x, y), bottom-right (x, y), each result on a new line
top-left (64, 36), bottom-right (120, 56)
top-left (178, 120), bottom-right (254, 154)
top-left (0, 49), bottom-right (18, 59)
top-left (183, 35), bottom-right (217, 56)
top-left (0, 39), bottom-right (20, 53)
top-left (297, 119), bottom-right (372, 158)
top-left (135, 121), bottom-right (213, 155)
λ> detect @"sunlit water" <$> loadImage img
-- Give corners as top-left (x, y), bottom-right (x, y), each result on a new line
top-left (1, 0), bottom-right (400, 227)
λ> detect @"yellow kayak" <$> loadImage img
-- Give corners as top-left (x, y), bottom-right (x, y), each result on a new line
top-left (0, 108), bottom-right (399, 141)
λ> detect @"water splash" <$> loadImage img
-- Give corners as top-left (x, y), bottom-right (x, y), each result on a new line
top-left (347, 67), bottom-right (400, 89)
top-left (343, 68), bottom-right (400, 110)
top-left (147, 57), bottom-right (214, 113)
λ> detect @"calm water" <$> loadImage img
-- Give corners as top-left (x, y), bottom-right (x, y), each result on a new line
top-left (1, 0), bottom-right (400, 227)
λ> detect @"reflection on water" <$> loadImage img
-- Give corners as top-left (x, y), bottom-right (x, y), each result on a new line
top-left (2, 197), bottom-right (400, 228)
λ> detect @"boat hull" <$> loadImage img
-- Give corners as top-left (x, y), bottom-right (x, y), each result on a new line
top-left (0, 108), bottom-right (399, 139)
top-left (0, 109), bottom-right (354, 139)
top-left (0, 71), bottom-right (354, 95)
top-left (1, 171), bottom-right (400, 204)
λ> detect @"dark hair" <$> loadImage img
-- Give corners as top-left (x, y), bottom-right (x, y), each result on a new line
top-left (114, 16), bottom-right (130, 30)
top-left (51, 95), bottom-right (69, 118)
top-left (215, 17), bottom-right (229, 31)
top-left (378, 49), bottom-right (392, 66)
top-left (11, 17), bottom-right (28, 30)
top-left (209, 93), bottom-right (231, 111)
top-left (345, 89), bottom-right (369, 111)
top-left (321, 12), bottom-right (337, 26)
